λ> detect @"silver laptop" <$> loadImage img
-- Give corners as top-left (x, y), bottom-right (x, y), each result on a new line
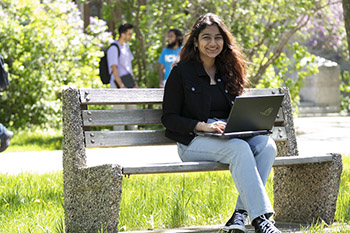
top-left (196, 94), bottom-right (284, 139)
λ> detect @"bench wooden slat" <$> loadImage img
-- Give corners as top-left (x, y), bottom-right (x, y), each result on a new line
top-left (85, 126), bottom-right (287, 148)
top-left (122, 154), bottom-right (334, 175)
top-left (82, 108), bottom-right (284, 126)
top-left (82, 109), bottom-right (162, 126)
top-left (275, 108), bottom-right (284, 124)
top-left (80, 88), bottom-right (164, 105)
top-left (273, 154), bottom-right (334, 166)
top-left (123, 162), bottom-right (229, 175)
top-left (79, 88), bottom-right (283, 105)
top-left (85, 130), bottom-right (174, 147)
top-left (271, 126), bottom-right (287, 141)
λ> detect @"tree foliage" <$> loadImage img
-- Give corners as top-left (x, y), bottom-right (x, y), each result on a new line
top-left (0, 0), bottom-right (111, 129)
top-left (0, 0), bottom-right (345, 129)
top-left (98, 0), bottom-right (335, 105)
top-left (304, 0), bottom-right (347, 58)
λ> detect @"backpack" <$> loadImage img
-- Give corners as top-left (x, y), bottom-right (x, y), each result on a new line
top-left (99, 42), bottom-right (120, 85)
top-left (0, 54), bottom-right (9, 92)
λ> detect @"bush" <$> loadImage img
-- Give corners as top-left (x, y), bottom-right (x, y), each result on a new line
top-left (0, 0), bottom-right (111, 129)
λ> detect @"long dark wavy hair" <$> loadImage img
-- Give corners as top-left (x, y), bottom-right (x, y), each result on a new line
top-left (179, 13), bottom-right (249, 95)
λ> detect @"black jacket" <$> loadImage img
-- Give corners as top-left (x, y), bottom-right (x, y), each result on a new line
top-left (161, 60), bottom-right (237, 145)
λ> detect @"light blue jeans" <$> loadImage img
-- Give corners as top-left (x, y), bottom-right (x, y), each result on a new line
top-left (177, 132), bottom-right (276, 221)
top-left (0, 123), bottom-right (7, 140)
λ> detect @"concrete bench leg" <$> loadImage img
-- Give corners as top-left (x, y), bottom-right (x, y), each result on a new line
top-left (64, 165), bottom-right (123, 233)
top-left (273, 153), bottom-right (343, 224)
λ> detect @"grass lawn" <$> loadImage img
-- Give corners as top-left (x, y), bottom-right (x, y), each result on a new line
top-left (5, 127), bottom-right (62, 152)
top-left (0, 156), bottom-right (349, 232)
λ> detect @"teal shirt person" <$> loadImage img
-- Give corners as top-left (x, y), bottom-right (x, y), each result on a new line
top-left (158, 46), bottom-right (182, 82)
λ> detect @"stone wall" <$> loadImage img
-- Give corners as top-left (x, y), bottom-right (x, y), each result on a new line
top-left (299, 57), bottom-right (341, 109)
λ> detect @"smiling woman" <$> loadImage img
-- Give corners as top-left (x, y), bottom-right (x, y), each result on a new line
top-left (162, 13), bottom-right (282, 233)
top-left (194, 24), bottom-right (224, 82)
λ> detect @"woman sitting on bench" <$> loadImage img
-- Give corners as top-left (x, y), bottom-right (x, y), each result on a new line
top-left (161, 13), bottom-right (281, 233)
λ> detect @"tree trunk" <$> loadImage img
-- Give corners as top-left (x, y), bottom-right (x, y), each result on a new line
top-left (343, 0), bottom-right (350, 56)
top-left (134, 1), bottom-right (147, 83)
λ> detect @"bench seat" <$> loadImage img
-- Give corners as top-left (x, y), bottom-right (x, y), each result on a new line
top-left (121, 154), bottom-right (335, 175)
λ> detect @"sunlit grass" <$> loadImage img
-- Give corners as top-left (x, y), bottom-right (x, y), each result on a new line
top-left (335, 154), bottom-right (350, 223)
top-left (0, 172), bottom-right (64, 232)
top-left (5, 127), bottom-right (62, 152)
top-left (119, 171), bottom-right (241, 231)
top-left (0, 156), bottom-right (349, 232)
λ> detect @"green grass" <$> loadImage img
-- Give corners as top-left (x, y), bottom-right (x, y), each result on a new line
top-left (5, 127), bottom-right (62, 152)
top-left (119, 171), bottom-right (241, 231)
top-left (0, 172), bottom-right (64, 232)
top-left (0, 156), bottom-right (349, 232)
top-left (335, 155), bottom-right (350, 223)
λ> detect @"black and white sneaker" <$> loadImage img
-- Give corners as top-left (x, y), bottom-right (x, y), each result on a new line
top-left (223, 209), bottom-right (248, 233)
top-left (252, 215), bottom-right (281, 233)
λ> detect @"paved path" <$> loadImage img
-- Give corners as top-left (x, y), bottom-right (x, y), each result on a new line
top-left (0, 116), bottom-right (349, 175)
top-left (124, 222), bottom-right (350, 233)
top-left (294, 116), bottom-right (350, 155)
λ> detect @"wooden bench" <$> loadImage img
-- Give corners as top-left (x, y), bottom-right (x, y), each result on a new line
top-left (62, 87), bottom-right (343, 233)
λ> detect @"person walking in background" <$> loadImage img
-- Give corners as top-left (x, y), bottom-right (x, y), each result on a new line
top-left (0, 123), bottom-right (13, 152)
top-left (0, 54), bottom-right (13, 152)
top-left (107, 23), bottom-right (138, 130)
top-left (108, 23), bottom-right (137, 89)
top-left (161, 13), bottom-right (281, 233)
top-left (158, 28), bottom-right (183, 87)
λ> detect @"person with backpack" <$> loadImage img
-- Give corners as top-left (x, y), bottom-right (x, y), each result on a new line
top-left (0, 54), bottom-right (13, 152)
top-left (107, 23), bottom-right (137, 130)
top-left (107, 23), bottom-right (137, 89)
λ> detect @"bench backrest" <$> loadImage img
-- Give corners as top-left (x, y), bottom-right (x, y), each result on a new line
top-left (62, 87), bottom-right (298, 170)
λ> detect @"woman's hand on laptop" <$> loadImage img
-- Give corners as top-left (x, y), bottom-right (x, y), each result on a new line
top-left (195, 121), bottom-right (226, 133)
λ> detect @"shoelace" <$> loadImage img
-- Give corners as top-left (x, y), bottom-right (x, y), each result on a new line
top-left (233, 211), bottom-right (247, 225)
top-left (259, 218), bottom-right (280, 233)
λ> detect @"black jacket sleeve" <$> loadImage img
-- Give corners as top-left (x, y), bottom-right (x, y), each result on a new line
top-left (161, 65), bottom-right (199, 136)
